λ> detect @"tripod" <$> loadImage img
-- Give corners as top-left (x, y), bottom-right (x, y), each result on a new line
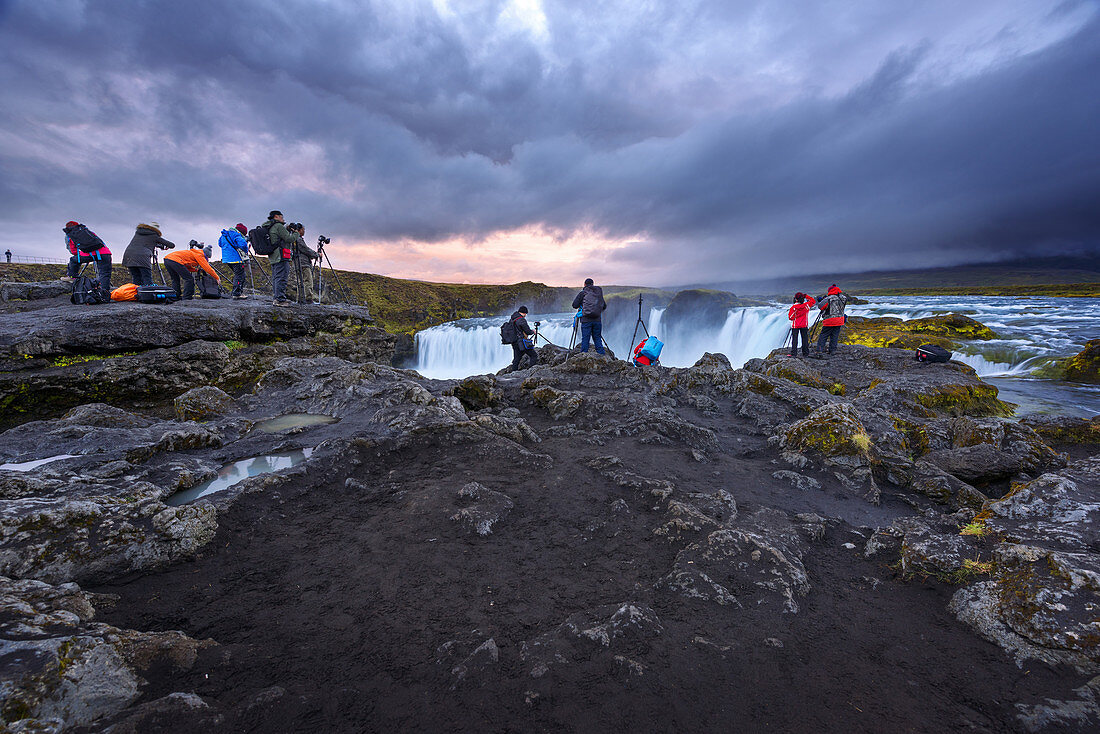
top-left (151, 249), bottom-right (168, 286)
top-left (315, 238), bottom-right (353, 305)
top-left (629, 294), bottom-right (651, 358)
top-left (568, 310), bottom-right (581, 349)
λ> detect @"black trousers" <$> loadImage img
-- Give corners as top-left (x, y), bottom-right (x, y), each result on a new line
top-left (790, 327), bottom-right (809, 356)
top-left (128, 266), bottom-right (153, 286)
top-left (229, 262), bottom-right (246, 296)
top-left (817, 325), bottom-right (842, 353)
top-left (165, 260), bottom-right (195, 300)
top-left (511, 341), bottom-right (538, 370)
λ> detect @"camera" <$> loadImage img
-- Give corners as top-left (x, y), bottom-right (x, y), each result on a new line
top-left (156, 242), bottom-right (175, 250)
top-left (317, 236), bottom-right (331, 246)
top-left (188, 239), bottom-right (202, 249)
top-left (534, 321), bottom-right (541, 327)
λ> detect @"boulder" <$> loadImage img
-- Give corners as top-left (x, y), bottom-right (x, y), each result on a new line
top-left (0, 575), bottom-right (213, 732)
top-left (658, 509), bottom-right (811, 613)
top-left (1063, 339), bottom-right (1100, 384)
top-left (447, 375), bottom-right (501, 411)
top-left (174, 385), bottom-right (235, 422)
top-left (0, 280), bottom-right (72, 303)
top-left (951, 544), bottom-right (1100, 671)
top-left (1019, 414), bottom-right (1100, 446)
top-left (779, 403), bottom-right (880, 500)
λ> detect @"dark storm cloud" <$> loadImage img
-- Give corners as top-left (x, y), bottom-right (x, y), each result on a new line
top-left (0, 0), bottom-right (1097, 284)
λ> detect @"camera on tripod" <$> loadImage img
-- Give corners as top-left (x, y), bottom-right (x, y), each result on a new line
top-left (317, 236), bottom-right (331, 246)
top-left (534, 321), bottom-right (541, 327)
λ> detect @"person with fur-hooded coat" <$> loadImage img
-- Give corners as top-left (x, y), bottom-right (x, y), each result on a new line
top-left (122, 222), bottom-right (176, 286)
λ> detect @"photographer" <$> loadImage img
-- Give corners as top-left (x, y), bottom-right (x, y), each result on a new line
top-left (507, 306), bottom-right (539, 371)
top-left (264, 210), bottom-right (295, 306)
top-left (122, 222), bottom-right (175, 286)
top-left (218, 224), bottom-right (250, 299)
top-left (164, 243), bottom-right (220, 300)
top-left (288, 223), bottom-right (318, 303)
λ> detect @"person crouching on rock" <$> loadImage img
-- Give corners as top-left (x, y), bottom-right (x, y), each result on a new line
top-left (163, 246), bottom-right (220, 301)
top-left (787, 292), bottom-right (816, 358)
top-left (572, 278), bottom-right (607, 354)
top-left (509, 306), bottom-right (539, 371)
top-left (814, 284), bottom-right (850, 355)
top-left (122, 222), bottom-right (175, 285)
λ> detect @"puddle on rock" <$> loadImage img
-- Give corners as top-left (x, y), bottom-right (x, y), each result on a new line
top-left (165, 449), bottom-right (314, 506)
top-left (0, 455), bottom-right (79, 472)
top-left (253, 414), bottom-right (339, 433)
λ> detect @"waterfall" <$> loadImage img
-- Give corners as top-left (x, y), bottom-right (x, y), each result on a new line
top-left (415, 318), bottom-right (576, 380)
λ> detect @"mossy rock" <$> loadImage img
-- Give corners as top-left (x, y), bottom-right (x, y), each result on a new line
top-left (842, 314), bottom-right (996, 350)
top-left (1062, 339), bottom-right (1100, 384)
top-left (448, 376), bottom-right (501, 412)
top-left (915, 383), bottom-right (1014, 418)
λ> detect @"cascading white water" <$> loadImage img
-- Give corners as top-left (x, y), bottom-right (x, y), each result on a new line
top-left (415, 319), bottom-right (576, 379)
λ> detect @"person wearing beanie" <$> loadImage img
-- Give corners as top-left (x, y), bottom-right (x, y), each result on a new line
top-left (507, 306), bottom-right (539, 371)
top-left (122, 222), bottom-right (175, 285)
top-left (263, 210), bottom-right (295, 306)
top-left (786, 292), bottom-right (817, 358)
top-left (814, 284), bottom-right (852, 355)
top-left (571, 277), bottom-right (608, 354)
top-left (218, 224), bottom-right (251, 299)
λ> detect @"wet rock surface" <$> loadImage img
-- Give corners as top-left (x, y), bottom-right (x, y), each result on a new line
top-left (0, 299), bottom-right (394, 426)
top-left (0, 320), bottom-right (1095, 731)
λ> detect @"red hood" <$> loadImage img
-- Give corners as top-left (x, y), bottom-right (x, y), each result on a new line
top-left (827, 286), bottom-right (842, 295)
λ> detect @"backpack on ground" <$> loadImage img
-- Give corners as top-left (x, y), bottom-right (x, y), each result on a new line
top-left (110, 283), bottom-right (139, 302)
top-left (633, 336), bottom-right (663, 366)
top-left (915, 343), bottom-right (951, 363)
top-left (248, 224), bottom-right (275, 255)
top-left (581, 288), bottom-right (602, 318)
top-left (500, 317), bottom-right (519, 345)
top-left (70, 275), bottom-right (109, 305)
top-left (196, 272), bottom-right (222, 299)
top-left (136, 284), bottom-right (179, 304)
top-left (69, 224), bottom-right (105, 254)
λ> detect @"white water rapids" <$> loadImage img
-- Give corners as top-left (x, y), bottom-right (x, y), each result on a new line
top-left (412, 295), bottom-right (1100, 416)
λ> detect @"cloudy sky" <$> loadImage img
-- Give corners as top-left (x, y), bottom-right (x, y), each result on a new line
top-left (1, 0), bottom-right (1097, 286)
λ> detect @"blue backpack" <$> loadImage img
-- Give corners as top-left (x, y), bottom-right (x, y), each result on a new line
top-left (639, 337), bottom-right (664, 360)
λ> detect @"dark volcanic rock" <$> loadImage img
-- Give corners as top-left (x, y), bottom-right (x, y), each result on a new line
top-left (0, 299), bottom-right (378, 357)
top-left (0, 300), bottom-right (395, 427)
top-left (1, 321), bottom-right (1093, 732)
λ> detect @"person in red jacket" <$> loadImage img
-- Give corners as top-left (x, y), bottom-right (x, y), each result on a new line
top-left (815, 284), bottom-right (851, 355)
top-left (786, 292), bottom-right (816, 357)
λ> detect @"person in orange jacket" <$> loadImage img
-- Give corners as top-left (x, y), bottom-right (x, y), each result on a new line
top-left (786, 292), bottom-right (816, 357)
top-left (814, 284), bottom-right (851, 355)
top-left (164, 245), bottom-right (220, 300)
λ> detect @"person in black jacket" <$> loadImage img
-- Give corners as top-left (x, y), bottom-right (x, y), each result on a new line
top-left (508, 306), bottom-right (539, 371)
top-left (571, 278), bottom-right (607, 354)
top-left (121, 222), bottom-right (175, 285)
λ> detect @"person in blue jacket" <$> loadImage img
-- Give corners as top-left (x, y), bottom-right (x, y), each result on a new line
top-left (218, 223), bottom-right (250, 299)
